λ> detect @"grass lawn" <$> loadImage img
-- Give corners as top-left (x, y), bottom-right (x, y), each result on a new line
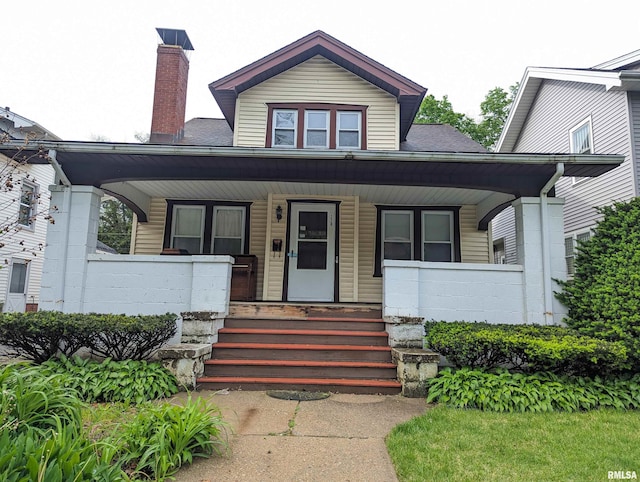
top-left (386, 406), bottom-right (640, 482)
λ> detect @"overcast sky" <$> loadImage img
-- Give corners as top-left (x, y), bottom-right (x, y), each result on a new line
top-left (3, 0), bottom-right (639, 142)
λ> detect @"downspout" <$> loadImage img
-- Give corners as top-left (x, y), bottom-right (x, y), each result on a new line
top-left (47, 149), bottom-right (72, 311)
top-left (540, 162), bottom-right (564, 325)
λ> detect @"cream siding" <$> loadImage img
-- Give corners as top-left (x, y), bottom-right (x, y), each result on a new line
top-left (132, 198), bottom-right (167, 255)
top-left (264, 195), bottom-right (287, 301)
top-left (459, 205), bottom-right (490, 263)
top-left (235, 56), bottom-right (399, 150)
top-left (357, 203), bottom-right (382, 303)
top-left (249, 200), bottom-right (267, 300)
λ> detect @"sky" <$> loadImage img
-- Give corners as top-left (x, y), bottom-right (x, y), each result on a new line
top-left (3, 0), bottom-right (640, 142)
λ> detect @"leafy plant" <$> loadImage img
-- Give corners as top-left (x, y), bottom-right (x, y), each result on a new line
top-left (424, 320), bottom-right (629, 375)
top-left (556, 197), bottom-right (640, 369)
top-left (426, 367), bottom-right (640, 412)
top-left (41, 355), bottom-right (178, 404)
top-left (114, 396), bottom-right (228, 480)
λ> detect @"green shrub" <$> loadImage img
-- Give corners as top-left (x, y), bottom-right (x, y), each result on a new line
top-left (81, 313), bottom-right (177, 360)
top-left (41, 355), bottom-right (178, 404)
top-left (424, 321), bottom-right (629, 375)
top-left (556, 198), bottom-right (640, 369)
top-left (426, 368), bottom-right (640, 412)
top-left (113, 396), bottom-right (228, 480)
top-left (0, 311), bottom-right (177, 362)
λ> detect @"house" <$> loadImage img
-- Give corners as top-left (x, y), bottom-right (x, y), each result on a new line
top-left (0, 107), bottom-right (58, 312)
top-left (0, 30), bottom-right (622, 392)
top-left (493, 49), bottom-right (640, 274)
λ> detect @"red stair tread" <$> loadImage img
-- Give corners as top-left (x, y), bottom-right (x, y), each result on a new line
top-left (213, 342), bottom-right (391, 351)
top-left (218, 328), bottom-right (388, 337)
top-left (197, 376), bottom-right (401, 388)
top-left (206, 359), bottom-right (396, 368)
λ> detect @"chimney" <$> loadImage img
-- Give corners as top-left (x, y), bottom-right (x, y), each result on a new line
top-left (150, 28), bottom-right (194, 143)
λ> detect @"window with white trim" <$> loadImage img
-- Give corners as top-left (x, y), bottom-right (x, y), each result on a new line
top-left (337, 111), bottom-right (361, 149)
top-left (382, 211), bottom-right (413, 260)
top-left (18, 181), bottom-right (37, 228)
top-left (304, 110), bottom-right (330, 148)
top-left (212, 206), bottom-right (246, 255)
top-left (273, 109), bottom-right (298, 147)
top-left (570, 117), bottom-right (593, 184)
top-left (422, 211), bottom-right (454, 262)
top-left (565, 230), bottom-right (591, 276)
top-left (170, 205), bottom-right (205, 254)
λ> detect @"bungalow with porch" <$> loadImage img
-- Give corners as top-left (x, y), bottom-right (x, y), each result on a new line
top-left (5, 30), bottom-right (622, 393)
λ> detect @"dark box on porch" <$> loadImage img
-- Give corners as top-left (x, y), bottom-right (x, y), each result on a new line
top-left (231, 255), bottom-right (258, 301)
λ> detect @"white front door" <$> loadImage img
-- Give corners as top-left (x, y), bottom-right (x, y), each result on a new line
top-left (4, 259), bottom-right (28, 312)
top-left (287, 203), bottom-right (336, 302)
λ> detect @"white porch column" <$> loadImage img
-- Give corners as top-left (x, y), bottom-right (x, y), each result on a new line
top-left (40, 185), bottom-right (103, 312)
top-left (513, 197), bottom-right (566, 324)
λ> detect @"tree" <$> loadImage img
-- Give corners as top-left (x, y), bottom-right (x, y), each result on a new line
top-left (414, 84), bottom-right (518, 150)
top-left (98, 199), bottom-right (133, 254)
top-left (556, 198), bottom-right (640, 370)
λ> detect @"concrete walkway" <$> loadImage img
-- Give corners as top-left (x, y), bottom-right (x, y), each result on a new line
top-left (173, 390), bottom-right (427, 482)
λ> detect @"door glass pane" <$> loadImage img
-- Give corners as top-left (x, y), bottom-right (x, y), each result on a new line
top-left (424, 243), bottom-right (452, 262)
top-left (297, 241), bottom-right (327, 269)
top-left (423, 213), bottom-right (451, 242)
top-left (299, 212), bottom-right (327, 240)
top-left (9, 263), bottom-right (27, 294)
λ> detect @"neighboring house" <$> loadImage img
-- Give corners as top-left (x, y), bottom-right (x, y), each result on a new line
top-left (0, 107), bottom-right (58, 312)
top-left (2, 30), bottom-right (621, 347)
top-left (493, 49), bottom-right (640, 275)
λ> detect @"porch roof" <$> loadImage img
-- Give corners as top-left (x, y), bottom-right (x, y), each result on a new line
top-left (2, 141), bottom-right (623, 228)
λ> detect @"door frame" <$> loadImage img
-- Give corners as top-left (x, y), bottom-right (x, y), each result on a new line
top-left (283, 199), bottom-right (340, 302)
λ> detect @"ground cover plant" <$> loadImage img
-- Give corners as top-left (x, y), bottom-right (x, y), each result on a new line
top-left (0, 362), bottom-right (227, 481)
top-left (556, 197), bottom-right (640, 370)
top-left (386, 405), bottom-right (640, 482)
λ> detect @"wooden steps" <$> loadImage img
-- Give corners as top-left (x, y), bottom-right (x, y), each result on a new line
top-left (198, 304), bottom-right (401, 395)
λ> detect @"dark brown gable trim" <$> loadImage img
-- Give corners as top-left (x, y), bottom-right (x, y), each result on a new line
top-left (266, 103), bottom-right (367, 150)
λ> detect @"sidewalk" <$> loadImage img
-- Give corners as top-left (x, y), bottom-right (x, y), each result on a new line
top-left (173, 390), bottom-right (427, 482)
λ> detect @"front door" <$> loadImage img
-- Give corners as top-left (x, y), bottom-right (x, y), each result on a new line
top-left (287, 203), bottom-right (336, 302)
top-left (4, 259), bottom-right (28, 312)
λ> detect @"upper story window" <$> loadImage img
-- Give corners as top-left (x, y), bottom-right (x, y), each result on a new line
top-left (565, 230), bottom-right (591, 276)
top-left (570, 117), bottom-right (594, 185)
top-left (165, 201), bottom-right (251, 255)
top-left (18, 181), bottom-right (38, 229)
top-left (267, 104), bottom-right (367, 150)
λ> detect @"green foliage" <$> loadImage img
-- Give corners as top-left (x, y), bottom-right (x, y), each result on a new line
top-left (99, 198), bottom-right (133, 254)
top-left (81, 313), bottom-right (177, 360)
top-left (556, 197), bottom-right (640, 369)
top-left (114, 396), bottom-right (228, 480)
top-left (414, 84), bottom-right (518, 149)
top-left (41, 355), bottom-right (178, 404)
top-left (0, 311), bottom-right (177, 362)
top-left (426, 368), bottom-right (640, 412)
top-left (424, 321), bottom-right (629, 376)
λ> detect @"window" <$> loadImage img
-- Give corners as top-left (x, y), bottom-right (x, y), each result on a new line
top-left (374, 206), bottom-right (460, 276)
top-left (565, 230), bottom-right (591, 276)
top-left (273, 109), bottom-right (298, 147)
top-left (18, 181), bottom-right (37, 228)
top-left (570, 117), bottom-right (593, 184)
top-left (267, 104), bottom-right (366, 149)
top-left (337, 111), bottom-right (361, 149)
top-left (165, 201), bottom-right (250, 255)
top-left (212, 206), bottom-right (246, 254)
top-left (170, 205), bottom-right (205, 254)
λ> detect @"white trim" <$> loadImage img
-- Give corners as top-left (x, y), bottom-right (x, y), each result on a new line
top-left (593, 49), bottom-right (640, 70)
top-left (211, 205), bottom-right (246, 254)
top-left (272, 109), bottom-right (298, 148)
top-left (303, 110), bottom-right (330, 148)
top-left (337, 111), bottom-right (362, 149)
top-left (421, 210), bottom-right (454, 262)
top-left (382, 210), bottom-right (414, 261)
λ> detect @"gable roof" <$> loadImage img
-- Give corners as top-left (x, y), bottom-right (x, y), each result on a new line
top-left (182, 118), bottom-right (487, 153)
top-left (208, 30), bottom-right (426, 141)
top-left (497, 50), bottom-right (640, 153)
top-left (0, 107), bottom-right (60, 141)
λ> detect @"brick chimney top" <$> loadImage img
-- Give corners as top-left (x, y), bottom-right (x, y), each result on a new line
top-left (149, 29), bottom-right (194, 144)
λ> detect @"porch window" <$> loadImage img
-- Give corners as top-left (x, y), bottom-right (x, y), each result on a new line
top-left (304, 111), bottom-right (330, 148)
top-left (170, 205), bottom-right (205, 254)
top-left (212, 206), bottom-right (245, 255)
top-left (18, 181), bottom-right (37, 228)
top-left (374, 206), bottom-right (461, 276)
top-left (164, 201), bottom-right (251, 255)
top-left (273, 109), bottom-right (298, 147)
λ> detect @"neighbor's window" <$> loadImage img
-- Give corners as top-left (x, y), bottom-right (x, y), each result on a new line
top-left (267, 104), bottom-right (366, 150)
top-left (565, 230), bottom-right (591, 276)
top-left (570, 117), bottom-right (593, 185)
top-left (18, 181), bottom-right (37, 228)
top-left (273, 109), bottom-right (298, 147)
top-left (212, 206), bottom-right (246, 255)
top-left (170, 205), bottom-right (205, 254)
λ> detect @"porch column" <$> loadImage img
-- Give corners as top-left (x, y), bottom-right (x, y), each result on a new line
top-left (40, 185), bottom-right (103, 312)
top-left (513, 197), bottom-right (566, 324)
